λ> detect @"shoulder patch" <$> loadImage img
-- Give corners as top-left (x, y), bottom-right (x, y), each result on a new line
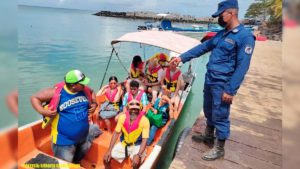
top-left (245, 45), bottom-right (253, 55)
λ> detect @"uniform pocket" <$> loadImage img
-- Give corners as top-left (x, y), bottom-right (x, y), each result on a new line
top-left (221, 41), bottom-right (235, 54)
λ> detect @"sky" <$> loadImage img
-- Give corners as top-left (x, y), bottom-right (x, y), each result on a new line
top-left (18, 0), bottom-right (255, 18)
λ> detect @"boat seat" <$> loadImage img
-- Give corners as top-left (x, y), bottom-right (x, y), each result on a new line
top-left (83, 132), bottom-right (113, 164)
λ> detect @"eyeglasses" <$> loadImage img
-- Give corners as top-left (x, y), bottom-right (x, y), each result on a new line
top-left (129, 102), bottom-right (140, 106)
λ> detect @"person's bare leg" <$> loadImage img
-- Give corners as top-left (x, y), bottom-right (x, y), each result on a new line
top-left (104, 119), bottom-right (111, 133)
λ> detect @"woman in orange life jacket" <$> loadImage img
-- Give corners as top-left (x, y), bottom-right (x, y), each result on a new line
top-left (160, 57), bottom-right (183, 118)
top-left (97, 76), bottom-right (123, 133)
top-left (126, 55), bottom-right (146, 92)
top-left (143, 58), bottom-right (164, 105)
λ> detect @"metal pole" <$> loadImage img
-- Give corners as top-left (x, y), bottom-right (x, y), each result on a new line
top-left (113, 48), bottom-right (130, 74)
top-left (99, 47), bottom-right (115, 89)
top-left (177, 62), bottom-right (192, 111)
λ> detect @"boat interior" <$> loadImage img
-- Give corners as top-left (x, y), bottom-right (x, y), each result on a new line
top-left (18, 58), bottom-right (196, 169)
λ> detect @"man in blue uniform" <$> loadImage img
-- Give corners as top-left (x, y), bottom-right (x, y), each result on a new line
top-left (170, 0), bottom-right (255, 160)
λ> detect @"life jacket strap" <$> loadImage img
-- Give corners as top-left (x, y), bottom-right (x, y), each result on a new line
top-left (124, 141), bottom-right (135, 158)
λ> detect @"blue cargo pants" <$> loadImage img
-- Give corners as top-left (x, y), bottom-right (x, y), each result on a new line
top-left (203, 84), bottom-right (231, 140)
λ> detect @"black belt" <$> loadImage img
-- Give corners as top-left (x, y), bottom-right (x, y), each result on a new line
top-left (124, 142), bottom-right (134, 158)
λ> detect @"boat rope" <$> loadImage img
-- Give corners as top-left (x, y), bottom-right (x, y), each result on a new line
top-left (113, 46), bottom-right (130, 75)
top-left (99, 47), bottom-right (114, 89)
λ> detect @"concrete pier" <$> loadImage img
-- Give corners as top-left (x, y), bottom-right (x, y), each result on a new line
top-left (170, 40), bottom-right (282, 169)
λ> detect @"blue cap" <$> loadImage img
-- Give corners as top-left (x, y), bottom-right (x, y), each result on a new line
top-left (212, 0), bottom-right (239, 18)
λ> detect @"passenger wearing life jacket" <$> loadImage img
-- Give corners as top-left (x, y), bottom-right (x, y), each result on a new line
top-left (146, 95), bottom-right (172, 145)
top-left (126, 55), bottom-right (146, 92)
top-left (104, 99), bottom-right (149, 169)
top-left (31, 70), bottom-right (101, 163)
top-left (97, 76), bottom-right (123, 133)
top-left (122, 80), bottom-right (148, 114)
top-left (156, 53), bottom-right (169, 69)
top-left (161, 57), bottom-right (183, 118)
top-left (144, 58), bottom-right (164, 104)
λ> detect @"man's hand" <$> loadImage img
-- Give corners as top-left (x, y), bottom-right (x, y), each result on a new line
top-left (169, 57), bottom-right (182, 66)
top-left (89, 103), bottom-right (97, 114)
top-left (103, 151), bottom-right (112, 164)
top-left (42, 109), bottom-right (57, 118)
top-left (222, 92), bottom-right (233, 104)
top-left (132, 154), bottom-right (141, 169)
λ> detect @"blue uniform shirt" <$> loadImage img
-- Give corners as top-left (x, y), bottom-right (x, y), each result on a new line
top-left (180, 24), bottom-right (255, 95)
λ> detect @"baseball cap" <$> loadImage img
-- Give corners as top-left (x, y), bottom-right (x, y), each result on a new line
top-left (128, 99), bottom-right (141, 110)
top-left (212, 0), bottom-right (239, 18)
top-left (64, 69), bottom-right (90, 85)
top-left (157, 53), bottom-right (168, 62)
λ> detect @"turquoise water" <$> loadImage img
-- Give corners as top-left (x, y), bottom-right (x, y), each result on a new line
top-left (0, 2), bottom-right (17, 129)
top-left (18, 5), bottom-right (209, 168)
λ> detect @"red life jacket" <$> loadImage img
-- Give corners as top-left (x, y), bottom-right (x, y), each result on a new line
top-left (105, 88), bottom-right (118, 103)
top-left (48, 81), bottom-right (93, 111)
top-left (146, 65), bottom-right (161, 83)
top-left (164, 68), bottom-right (181, 92)
top-left (130, 62), bottom-right (144, 78)
top-left (127, 89), bottom-right (144, 103)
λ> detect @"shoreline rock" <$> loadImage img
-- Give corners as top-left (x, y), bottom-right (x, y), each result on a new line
top-left (93, 10), bottom-right (216, 24)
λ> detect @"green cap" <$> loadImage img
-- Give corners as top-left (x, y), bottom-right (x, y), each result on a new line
top-left (64, 69), bottom-right (90, 85)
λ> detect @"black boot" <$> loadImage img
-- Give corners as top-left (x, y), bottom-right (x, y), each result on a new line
top-left (202, 139), bottom-right (225, 161)
top-left (191, 125), bottom-right (215, 147)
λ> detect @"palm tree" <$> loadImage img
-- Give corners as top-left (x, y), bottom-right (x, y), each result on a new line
top-left (268, 0), bottom-right (282, 19)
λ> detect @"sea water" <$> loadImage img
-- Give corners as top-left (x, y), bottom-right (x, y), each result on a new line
top-left (18, 5), bottom-right (209, 168)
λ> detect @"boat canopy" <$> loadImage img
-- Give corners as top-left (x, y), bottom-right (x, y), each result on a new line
top-left (111, 31), bottom-right (200, 54)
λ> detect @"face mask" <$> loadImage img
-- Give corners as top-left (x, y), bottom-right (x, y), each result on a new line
top-left (218, 16), bottom-right (227, 28)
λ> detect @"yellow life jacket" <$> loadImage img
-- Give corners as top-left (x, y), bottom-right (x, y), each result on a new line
top-left (120, 111), bottom-right (144, 146)
top-left (146, 65), bottom-right (161, 83)
top-left (130, 62), bottom-right (144, 79)
top-left (164, 68), bottom-right (181, 92)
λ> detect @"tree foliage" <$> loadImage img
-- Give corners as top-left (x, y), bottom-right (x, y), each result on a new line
top-left (245, 0), bottom-right (282, 23)
top-left (245, 2), bottom-right (265, 19)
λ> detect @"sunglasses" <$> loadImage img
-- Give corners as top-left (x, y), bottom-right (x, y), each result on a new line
top-left (74, 74), bottom-right (86, 84)
top-left (110, 82), bottom-right (117, 85)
